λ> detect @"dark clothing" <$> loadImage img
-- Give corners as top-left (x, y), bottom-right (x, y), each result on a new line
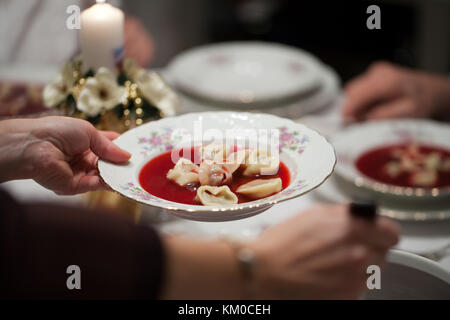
top-left (0, 189), bottom-right (164, 299)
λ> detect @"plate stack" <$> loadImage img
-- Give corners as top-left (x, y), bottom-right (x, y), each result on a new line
top-left (165, 41), bottom-right (340, 119)
top-left (319, 119), bottom-right (450, 222)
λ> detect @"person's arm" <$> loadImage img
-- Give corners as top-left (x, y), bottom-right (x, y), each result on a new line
top-left (161, 236), bottom-right (245, 299)
top-left (0, 117), bottom-right (130, 194)
top-left (161, 205), bottom-right (400, 300)
top-left (0, 118), bottom-right (35, 182)
top-left (342, 62), bottom-right (450, 122)
top-left (1, 186), bottom-right (400, 299)
top-left (0, 189), bottom-right (163, 299)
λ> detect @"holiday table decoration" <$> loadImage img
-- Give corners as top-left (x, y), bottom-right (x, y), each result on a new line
top-left (42, 0), bottom-right (180, 221)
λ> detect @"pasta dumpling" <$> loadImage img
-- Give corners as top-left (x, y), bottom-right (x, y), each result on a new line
top-left (196, 185), bottom-right (238, 206)
top-left (236, 178), bottom-right (282, 199)
top-left (198, 160), bottom-right (232, 186)
top-left (242, 149), bottom-right (279, 176)
top-left (166, 158), bottom-right (199, 186)
top-left (200, 143), bottom-right (232, 162)
top-left (224, 149), bottom-right (249, 173)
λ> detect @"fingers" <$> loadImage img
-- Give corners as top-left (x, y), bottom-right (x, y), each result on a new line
top-left (100, 130), bottom-right (121, 141)
top-left (88, 126), bottom-right (131, 163)
top-left (366, 98), bottom-right (417, 120)
top-left (75, 175), bottom-right (108, 194)
top-left (342, 62), bottom-right (403, 121)
top-left (350, 216), bottom-right (400, 249)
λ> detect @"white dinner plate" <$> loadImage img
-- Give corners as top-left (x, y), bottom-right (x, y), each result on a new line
top-left (313, 174), bottom-right (450, 221)
top-left (169, 63), bottom-right (341, 119)
top-left (366, 250), bottom-right (450, 299)
top-left (167, 42), bottom-right (322, 107)
top-left (98, 112), bottom-right (336, 222)
top-left (332, 119), bottom-right (450, 200)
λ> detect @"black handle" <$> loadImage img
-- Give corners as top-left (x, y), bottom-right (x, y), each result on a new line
top-left (349, 200), bottom-right (377, 222)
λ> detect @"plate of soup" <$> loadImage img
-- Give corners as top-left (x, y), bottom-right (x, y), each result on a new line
top-left (98, 112), bottom-right (336, 221)
top-left (332, 120), bottom-right (450, 199)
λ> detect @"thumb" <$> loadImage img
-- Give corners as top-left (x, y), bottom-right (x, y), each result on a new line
top-left (89, 127), bottom-right (131, 163)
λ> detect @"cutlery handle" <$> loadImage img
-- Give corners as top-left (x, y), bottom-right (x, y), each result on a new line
top-left (349, 200), bottom-right (377, 222)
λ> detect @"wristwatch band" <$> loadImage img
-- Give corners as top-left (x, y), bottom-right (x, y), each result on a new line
top-left (226, 240), bottom-right (257, 299)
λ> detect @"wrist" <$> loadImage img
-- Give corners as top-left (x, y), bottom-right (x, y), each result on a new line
top-left (433, 78), bottom-right (450, 118)
top-left (419, 72), bottom-right (450, 118)
top-left (0, 119), bottom-right (39, 182)
top-left (161, 236), bottom-right (246, 299)
top-left (225, 240), bottom-right (258, 299)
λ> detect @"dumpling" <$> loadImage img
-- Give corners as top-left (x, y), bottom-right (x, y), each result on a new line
top-left (196, 185), bottom-right (238, 206)
top-left (242, 149), bottom-right (279, 176)
top-left (198, 160), bottom-right (232, 186)
top-left (200, 143), bottom-right (231, 162)
top-left (236, 178), bottom-right (282, 199)
top-left (224, 149), bottom-right (249, 173)
top-left (166, 158), bottom-right (199, 186)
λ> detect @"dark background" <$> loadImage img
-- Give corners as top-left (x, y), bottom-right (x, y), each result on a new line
top-left (123, 0), bottom-right (450, 83)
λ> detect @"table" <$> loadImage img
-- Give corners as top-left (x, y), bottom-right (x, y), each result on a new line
top-left (1, 67), bottom-right (449, 269)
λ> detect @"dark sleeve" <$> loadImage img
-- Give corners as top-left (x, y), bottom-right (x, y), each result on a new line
top-left (0, 189), bottom-right (165, 299)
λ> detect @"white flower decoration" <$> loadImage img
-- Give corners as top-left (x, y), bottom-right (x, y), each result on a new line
top-left (136, 70), bottom-right (178, 117)
top-left (42, 62), bottom-right (75, 108)
top-left (77, 67), bottom-right (126, 117)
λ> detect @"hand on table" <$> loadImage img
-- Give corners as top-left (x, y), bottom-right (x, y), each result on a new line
top-left (247, 204), bottom-right (400, 299)
top-left (0, 116), bottom-right (130, 195)
top-left (342, 62), bottom-right (450, 122)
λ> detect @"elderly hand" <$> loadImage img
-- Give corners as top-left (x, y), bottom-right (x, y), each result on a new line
top-left (342, 62), bottom-right (450, 122)
top-left (0, 116), bottom-right (130, 195)
top-left (247, 204), bottom-right (400, 299)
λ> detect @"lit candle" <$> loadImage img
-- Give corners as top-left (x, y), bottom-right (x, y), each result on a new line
top-left (80, 0), bottom-right (124, 72)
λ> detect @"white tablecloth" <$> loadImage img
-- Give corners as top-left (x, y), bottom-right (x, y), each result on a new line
top-left (1, 68), bottom-right (449, 270)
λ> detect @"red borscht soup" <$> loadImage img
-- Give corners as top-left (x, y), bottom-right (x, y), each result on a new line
top-left (139, 147), bottom-right (290, 205)
top-left (355, 144), bottom-right (450, 189)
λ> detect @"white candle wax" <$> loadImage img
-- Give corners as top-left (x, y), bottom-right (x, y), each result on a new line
top-left (80, 2), bottom-right (124, 72)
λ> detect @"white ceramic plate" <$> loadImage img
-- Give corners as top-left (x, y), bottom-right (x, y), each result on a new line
top-left (98, 112), bottom-right (336, 222)
top-left (365, 250), bottom-right (450, 299)
top-left (169, 63), bottom-right (341, 119)
top-left (167, 42), bottom-right (322, 107)
top-left (313, 174), bottom-right (450, 221)
top-left (332, 119), bottom-right (450, 199)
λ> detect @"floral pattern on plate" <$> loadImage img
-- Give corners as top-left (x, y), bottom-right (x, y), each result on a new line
top-left (99, 112), bottom-right (335, 222)
top-left (279, 126), bottom-right (309, 154)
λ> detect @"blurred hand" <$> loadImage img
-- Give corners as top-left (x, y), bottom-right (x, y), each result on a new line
top-left (342, 62), bottom-right (450, 122)
top-left (124, 16), bottom-right (154, 67)
top-left (0, 117), bottom-right (130, 195)
top-left (248, 204), bottom-right (400, 299)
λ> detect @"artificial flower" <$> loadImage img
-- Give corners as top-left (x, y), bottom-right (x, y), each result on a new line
top-left (77, 67), bottom-right (126, 117)
top-left (135, 69), bottom-right (178, 117)
top-left (42, 61), bottom-right (76, 108)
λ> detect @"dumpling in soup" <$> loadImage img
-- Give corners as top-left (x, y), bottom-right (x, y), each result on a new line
top-left (224, 149), bottom-right (249, 173)
top-left (236, 178), bottom-right (282, 199)
top-left (200, 143), bottom-right (232, 162)
top-left (166, 158), bottom-right (199, 186)
top-left (243, 149), bottom-right (279, 176)
top-left (196, 185), bottom-right (238, 206)
top-left (198, 160), bottom-right (233, 186)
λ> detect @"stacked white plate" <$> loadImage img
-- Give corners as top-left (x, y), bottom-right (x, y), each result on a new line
top-left (166, 41), bottom-right (340, 119)
top-left (326, 119), bottom-right (450, 221)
